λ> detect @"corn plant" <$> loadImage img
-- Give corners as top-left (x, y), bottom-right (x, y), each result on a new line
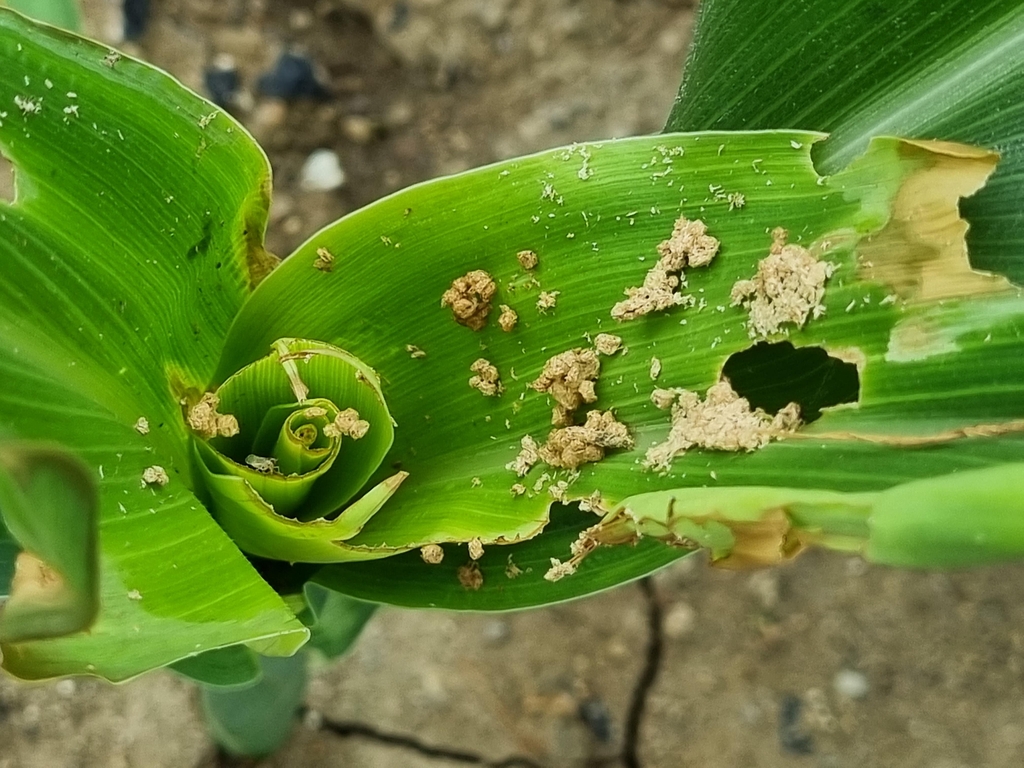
top-left (2, 0), bottom-right (1024, 754)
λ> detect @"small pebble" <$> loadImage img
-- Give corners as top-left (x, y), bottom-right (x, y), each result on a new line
top-left (605, 639), bottom-right (628, 658)
top-left (418, 667), bottom-right (448, 705)
top-left (204, 54), bottom-right (240, 108)
top-left (289, 8), bottom-right (314, 30)
top-left (389, 1), bottom-right (410, 32)
top-left (299, 149), bottom-right (345, 192)
top-left (385, 100), bottom-right (414, 128)
top-left (283, 215), bottom-right (304, 235)
top-left (250, 99), bottom-right (288, 136)
top-left (481, 619), bottom-right (511, 645)
top-left (778, 694), bottom-right (814, 755)
top-left (257, 53), bottom-right (330, 101)
top-left (747, 570), bottom-right (779, 610)
top-left (834, 669), bottom-right (869, 700)
top-left (123, 0), bottom-right (151, 41)
top-left (269, 192), bottom-right (294, 223)
top-left (663, 603), bottom-right (696, 639)
top-left (578, 697), bottom-right (613, 743)
top-left (475, 0), bottom-right (506, 30)
top-left (21, 703), bottom-right (40, 725)
top-left (845, 557), bottom-right (869, 577)
top-left (739, 700), bottom-right (762, 725)
top-left (341, 115), bottom-right (377, 144)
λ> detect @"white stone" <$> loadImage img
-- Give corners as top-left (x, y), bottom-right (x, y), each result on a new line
top-left (834, 669), bottom-right (870, 700)
top-left (663, 602), bottom-right (696, 639)
top-left (481, 619), bottom-right (511, 644)
top-left (299, 149), bottom-right (345, 192)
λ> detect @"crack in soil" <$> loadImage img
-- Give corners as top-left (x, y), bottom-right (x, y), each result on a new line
top-left (621, 578), bottom-right (664, 768)
top-left (203, 747), bottom-right (261, 768)
top-left (310, 711), bottom-right (547, 767)
top-left (199, 579), bottom-right (665, 768)
top-left (305, 580), bottom-right (666, 768)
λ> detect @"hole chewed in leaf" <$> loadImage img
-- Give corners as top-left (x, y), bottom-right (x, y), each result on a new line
top-left (722, 341), bottom-right (860, 424)
top-left (726, 344), bottom-right (1024, 449)
top-left (858, 139), bottom-right (1015, 300)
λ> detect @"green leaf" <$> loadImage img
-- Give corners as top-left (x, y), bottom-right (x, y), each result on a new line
top-left (218, 130), bottom-right (1021, 607)
top-left (544, 462), bottom-right (1024, 574)
top-left (0, 9), bottom-right (306, 680)
top-left (666, 0), bottom-right (1024, 282)
top-left (201, 652), bottom-right (307, 757)
top-left (314, 503), bottom-right (688, 609)
top-left (170, 645), bottom-right (261, 688)
top-left (0, 522), bottom-right (16, 596)
top-left (2, 0), bottom-right (79, 30)
top-left (0, 442), bottom-right (97, 642)
top-left (301, 582), bottom-right (375, 659)
top-left (866, 463), bottom-right (1024, 568)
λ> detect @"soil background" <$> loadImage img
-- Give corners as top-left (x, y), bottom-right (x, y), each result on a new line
top-left (4, 2), bottom-right (1024, 767)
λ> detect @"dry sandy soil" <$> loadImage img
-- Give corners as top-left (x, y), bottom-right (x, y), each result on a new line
top-left (4, 2), bottom-right (1024, 767)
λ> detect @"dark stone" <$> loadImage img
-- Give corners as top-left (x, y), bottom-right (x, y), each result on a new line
top-left (389, 1), bottom-right (409, 31)
top-left (204, 64), bottom-right (240, 108)
top-left (257, 53), bottom-right (331, 101)
top-left (578, 697), bottom-right (614, 743)
top-left (778, 694), bottom-right (814, 755)
top-left (123, 0), bottom-right (150, 41)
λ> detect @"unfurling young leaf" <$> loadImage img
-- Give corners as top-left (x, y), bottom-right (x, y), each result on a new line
top-left (192, 338), bottom-right (407, 562)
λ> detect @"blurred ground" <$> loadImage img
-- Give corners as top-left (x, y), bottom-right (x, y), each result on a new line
top-left (4, 1), bottom-right (1024, 767)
